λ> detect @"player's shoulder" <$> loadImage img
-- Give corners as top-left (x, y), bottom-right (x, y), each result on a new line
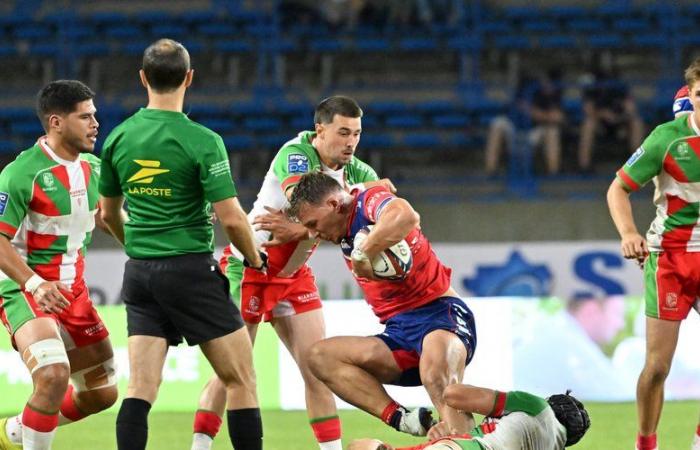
top-left (277, 131), bottom-right (316, 156)
top-left (646, 115), bottom-right (694, 146)
top-left (0, 145), bottom-right (48, 187)
top-left (273, 131), bottom-right (320, 170)
top-left (180, 117), bottom-right (225, 143)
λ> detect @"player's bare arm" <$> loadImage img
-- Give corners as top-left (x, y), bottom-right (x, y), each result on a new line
top-left (95, 201), bottom-right (127, 245)
top-left (0, 234), bottom-right (70, 313)
top-left (253, 205), bottom-right (310, 247)
top-left (213, 196), bottom-right (265, 270)
top-left (352, 198), bottom-right (419, 279)
top-left (99, 195), bottom-right (127, 245)
top-left (606, 178), bottom-right (648, 263)
top-left (363, 178), bottom-right (397, 194)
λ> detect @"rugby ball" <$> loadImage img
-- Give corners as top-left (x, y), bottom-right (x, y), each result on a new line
top-left (353, 225), bottom-right (413, 280)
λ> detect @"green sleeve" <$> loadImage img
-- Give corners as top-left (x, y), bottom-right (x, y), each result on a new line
top-left (98, 135), bottom-right (123, 197)
top-left (616, 127), bottom-right (666, 191)
top-left (198, 134), bottom-right (237, 202)
top-left (0, 162), bottom-right (32, 238)
top-left (504, 391), bottom-right (549, 416)
top-left (272, 144), bottom-right (314, 192)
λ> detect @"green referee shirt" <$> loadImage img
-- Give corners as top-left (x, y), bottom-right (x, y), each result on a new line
top-left (99, 108), bottom-right (237, 259)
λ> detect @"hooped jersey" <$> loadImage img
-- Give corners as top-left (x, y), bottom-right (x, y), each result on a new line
top-left (225, 130), bottom-right (378, 278)
top-left (0, 138), bottom-right (100, 293)
top-left (616, 114), bottom-right (700, 252)
top-left (341, 186), bottom-right (451, 322)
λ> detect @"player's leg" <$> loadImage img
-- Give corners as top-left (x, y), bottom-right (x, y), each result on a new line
top-left (577, 106), bottom-right (598, 171)
top-left (484, 116), bottom-right (514, 176)
top-left (116, 335), bottom-right (168, 450)
top-left (542, 124), bottom-right (561, 175)
top-left (192, 322), bottom-right (258, 450)
top-left (692, 410), bottom-right (700, 450)
top-left (419, 330), bottom-right (470, 434)
top-left (273, 309), bottom-right (342, 450)
top-left (13, 318), bottom-right (70, 450)
top-left (200, 328), bottom-right (262, 450)
top-left (308, 335), bottom-right (430, 436)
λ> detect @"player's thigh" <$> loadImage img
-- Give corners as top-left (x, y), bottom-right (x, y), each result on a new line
top-left (311, 335), bottom-right (402, 384)
top-left (644, 316), bottom-right (681, 369)
top-left (272, 308), bottom-right (326, 366)
top-left (419, 329), bottom-right (467, 383)
top-left (200, 326), bottom-right (255, 385)
top-left (14, 317), bottom-right (62, 356)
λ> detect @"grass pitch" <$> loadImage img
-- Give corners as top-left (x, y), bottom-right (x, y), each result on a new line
top-left (9, 401), bottom-right (699, 449)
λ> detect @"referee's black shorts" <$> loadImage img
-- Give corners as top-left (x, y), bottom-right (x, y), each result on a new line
top-left (121, 252), bottom-right (244, 346)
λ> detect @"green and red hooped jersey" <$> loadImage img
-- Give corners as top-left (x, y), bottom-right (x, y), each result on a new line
top-left (616, 114), bottom-right (700, 252)
top-left (0, 137), bottom-right (100, 294)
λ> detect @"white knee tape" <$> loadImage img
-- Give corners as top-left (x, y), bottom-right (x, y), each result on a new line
top-left (71, 357), bottom-right (117, 392)
top-left (22, 338), bottom-right (69, 374)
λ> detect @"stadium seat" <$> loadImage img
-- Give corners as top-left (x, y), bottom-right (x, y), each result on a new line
top-left (105, 25), bottom-right (144, 39)
top-left (197, 23), bottom-right (237, 38)
top-left (360, 133), bottom-right (395, 149)
top-left (538, 35), bottom-right (576, 49)
top-left (586, 34), bottom-right (623, 49)
top-left (75, 43), bottom-right (109, 57)
top-left (432, 114), bottom-right (471, 128)
top-left (447, 36), bottom-right (482, 52)
top-left (566, 18), bottom-right (605, 33)
top-left (398, 37), bottom-right (438, 52)
top-left (178, 10), bottom-right (218, 25)
top-left (309, 40), bottom-right (342, 52)
top-left (223, 135), bottom-right (254, 151)
top-left (402, 133), bottom-right (440, 148)
top-left (386, 115), bottom-right (423, 128)
top-left (242, 117), bottom-right (283, 132)
top-left (13, 24), bottom-right (53, 41)
top-left (631, 35), bottom-right (667, 48)
top-left (613, 18), bottom-right (649, 33)
top-left (521, 20), bottom-right (558, 33)
top-left (215, 40), bottom-right (253, 54)
top-left (548, 6), bottom-right (588, 20)
top-left (197, 118), bottom-right (235, 134)
top-left (0, 141), bottom-right (17, 155)
top-left (0, 45), bottom-right (18, 58)
top-left (10, 121), bottom-right (43, 136)
top-left (494, 35), bottom-right (529, 49)
top-left (353, 38), bottom-right (390, 52)
top-left (151, 24), bottom-right (189, 39)
top-left (28, 43), bottom-right (60, 57)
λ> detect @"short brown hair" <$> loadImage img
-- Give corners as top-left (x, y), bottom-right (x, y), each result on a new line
top-left (314, 96), bottom-right (363, 125)
top-left (142, 39), bottom-right (190, 93)
top-left (36, 80), bottom-right (95, 131)
top-left (684, 58), bottom-right (700, 89)
top-left (288, 172), bottom-right (343, 218)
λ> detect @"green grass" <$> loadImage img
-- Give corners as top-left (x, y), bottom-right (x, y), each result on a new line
top-left (5, 401), bottom-right (700, 449)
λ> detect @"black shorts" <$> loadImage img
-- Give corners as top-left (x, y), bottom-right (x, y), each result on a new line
top-left (122, 253), bottom-right (244, 346)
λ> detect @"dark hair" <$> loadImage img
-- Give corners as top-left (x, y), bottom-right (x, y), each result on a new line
top-left (142, 39), bottom-right (190, 93)
top-left (547, 391), bottom-right (590, 446)
top-left (36, 80), bottom-right (95, 131)
top-left (314, 95), bottom-right (363, 125)
top-left (288, 172), bottom-right (344, 218)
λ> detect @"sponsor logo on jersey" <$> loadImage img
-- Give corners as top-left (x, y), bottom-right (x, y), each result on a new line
top-left (287, 154), bottom-right (309, 174)
top-left (127, 160), bottom-right (170, 184)
top-left (0, 192), bottom-right (8, 215)
top-left (625, 147), bottom-right (644, 166)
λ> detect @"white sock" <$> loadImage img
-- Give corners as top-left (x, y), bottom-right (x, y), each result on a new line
top-left (692, 431), bottom-right (700, 449)
top-left (5, 415), bottom-right (22, 445)
top-left (22, 426), bottom-right (57, 450)
top-left (319, 439), bottom-right (343, 450)
top-left (191, 432), bottom-right (214, 450)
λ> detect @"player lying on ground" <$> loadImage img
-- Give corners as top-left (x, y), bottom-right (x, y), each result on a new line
top-left (288, 172), bottom-right (478, 437)
top-left (348, 384), bottom-right (590, 450)
top-left (0, 81), bottom-right (119, 450)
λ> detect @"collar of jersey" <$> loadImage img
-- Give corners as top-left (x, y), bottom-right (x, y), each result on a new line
top-left (37, 137), bottom-right (80, 167)
top-left (690, 112), bottom-right (700, 136)
top-left (139, 107), bottom-right (187, 120)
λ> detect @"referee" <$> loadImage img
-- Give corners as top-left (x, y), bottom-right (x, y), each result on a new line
top-left (99, 39), bottom-right (265, 450)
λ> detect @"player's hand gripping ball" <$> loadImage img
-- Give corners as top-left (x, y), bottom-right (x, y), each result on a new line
top-left (353, 225), bottom-right (413, 280)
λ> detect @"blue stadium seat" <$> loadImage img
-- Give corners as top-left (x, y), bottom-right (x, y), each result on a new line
top-left (613, 18), bottom-right (649, 33)
top-left (215, 40), bottom-right (253, 53)
top-left (289, 116), bottom-right (309, 130)
top-left (75, 43), bottom-right (109, 57)
top-left (151, 24), bottom-right (189, 39)
top-left (503, 6), bottom-right (542, 21)
top-left (494, 35), bottom-right (529, 49)
top-left (566, 18), bottom-right (605, 32)
top-left (0, 141), bottom-right (17, 155)
top-left (178, 10), bottom-right (218, 25)
top-left (13, 24), bottom-right (53, 41)
top-left (402, 133), bottom-right (440, 148)
top-left (631, 35), bottom-right (667, 48)
top-left (358, 116), bottom-right (379, 129)
top-left (478, 20), bottom-right (510, 34)
top-left (223, 135), bottom-right (254, 151)
top-left (586, 34), bottom-right (623, 48)
top-left (521, 20), bottom-right (558, 33)
top-left (679, 35), bottom-right (700, 47)
top-left (353, 38), bottom-right (390, 52)
top-left (105, 25), bottom-right (143, 39)
top-left (386, 115), bottom-right (423, 128)
top-left (309, 40), bottom-right (341, 52)
top-left (538, 35), bottom-right (576, 49)
top-left (360, 133), bottom-right (395, 149)
top-left (258, 134), bottom-right (289, 149)
top-left (134, 11), bottom-right (171, 25)
top-left (415, 100), bottom-right (456, 114)
top-left (197, 118), bottom-right (235, 133)
top-left (0, 45), bottom-right (18, 58)
top-left (242, 117), bottom-right (282, 132)
top-left (28, 43), bottom-right (60, 57)
top-left (120, 41), bottom-right (152, 56)
top-left (197, 23), bottom-right (236, 37)
top-left (548, 6), bottom-right (588, 20)
top-left (260, 39), bottom-right (297, 53)
top-left (230, 102), bottom-right (266, 116)
top-left (0, 108), bottom-right (35, 121)
top-left (10, 121), bottom-right (43, 136)
top-left (366, 101), bottom-right (406, 114)
top-left (187, 104), bottom-right (229, 117)
top-left (447, 36), bottom-right (482, 52)
top-left (87, 12), bottom-right (127, 26)
top-left (432, 114), bottom-right (471, 128)
top-left (398, 37), bottom-right (438, 52)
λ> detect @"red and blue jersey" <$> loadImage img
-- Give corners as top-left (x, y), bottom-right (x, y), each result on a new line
top-left (341, 186), bottom-right (452, 322)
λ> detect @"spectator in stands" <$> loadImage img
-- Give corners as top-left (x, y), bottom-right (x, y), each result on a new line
top-left (484, 69), bottom-right (565, 176)
top-left (577, 63), bottom-right (644, 173)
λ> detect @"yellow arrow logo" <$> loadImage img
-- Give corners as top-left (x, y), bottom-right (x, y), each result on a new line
top-left (127, 160), bottom-right (170, 184)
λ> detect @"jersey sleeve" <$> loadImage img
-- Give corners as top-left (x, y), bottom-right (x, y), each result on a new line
top-left (272, 144), bottom-right (313, 194)
top-left (615, 127), bottom-right (666, 192)
top-left (349, 157), bottom-right (380, 183)
top-left (503, 391), bottom-right (549, 417)
top-left (0, 163), bottom-right (31, 238)
top-left (362, 186), bottom-right (396, 222)
top-left (198, 134), bottom-right (237, 202)
top-left (98, 134), bottom-right (123, 197)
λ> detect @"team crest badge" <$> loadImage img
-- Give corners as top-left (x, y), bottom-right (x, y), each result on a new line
top-left (665, 292), bottom-right (678, 309)
top-left (42, 172), bottom-right (54, 187)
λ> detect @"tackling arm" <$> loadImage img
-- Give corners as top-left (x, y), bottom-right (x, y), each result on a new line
top-left (358, 198), bottom-right (419, 259)
top-left (213, 197), bottom-right (264, 269)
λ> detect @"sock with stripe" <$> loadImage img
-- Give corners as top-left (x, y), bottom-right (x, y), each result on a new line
top-left (310, 415), bottom-right (342, 450)
top-left (191, 410), bottom-right (222, 450)
top-left (22, 404), bottom-right (58, 450)
top-left (636, 432), bottom-right (657, 450)
top-left (58, 385), bottom-right (88, 425)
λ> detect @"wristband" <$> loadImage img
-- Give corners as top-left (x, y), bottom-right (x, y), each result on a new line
top-left (244, 251), bottom-right (268, 271)
top-left (24, 274), bottom-right (46, 295)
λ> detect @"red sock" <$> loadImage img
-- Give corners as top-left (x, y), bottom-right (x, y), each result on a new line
top-left (636, 433), bottom-right (657, 450)
top-left (193, 410), bottom-right (222, 438)
top-left (22, 405), bottom-right (58, 432)
top-left (696, 424), bottom-right (700, 437)
top-left (381, 401), bottom-right (400, 425)
top-left (310, 416), bottom-right (341, 443)
top-left (59, 385), bottom-right (87, 422)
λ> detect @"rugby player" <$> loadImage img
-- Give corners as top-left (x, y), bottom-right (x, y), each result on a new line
top-left (0, 81), bottom-right (118, 450)
top-left (288, 172), bottom-right (477, 437)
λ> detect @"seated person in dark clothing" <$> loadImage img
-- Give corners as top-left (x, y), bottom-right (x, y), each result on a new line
top-left (577, 65), bottom-right (644, 172)
top-left (484, 69), bottom-right (565, 176)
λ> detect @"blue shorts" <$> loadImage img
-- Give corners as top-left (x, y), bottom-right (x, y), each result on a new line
top-left (375, 296), bottom-right (477, 387)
